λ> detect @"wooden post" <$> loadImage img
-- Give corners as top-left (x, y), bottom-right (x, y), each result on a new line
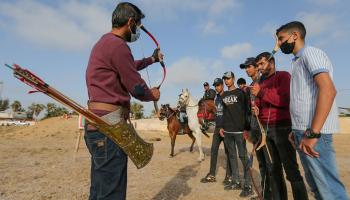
top-left (75, 115), bottom-right (85, 153)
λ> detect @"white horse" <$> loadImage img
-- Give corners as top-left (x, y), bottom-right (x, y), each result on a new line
top-left (178, 88), bottom-right (206, 161)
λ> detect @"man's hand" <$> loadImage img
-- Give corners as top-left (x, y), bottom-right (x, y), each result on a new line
top-left (243, 130), bottom-right (253, 143)
top-left (273, 34), bottom-right (280, 53)
top-left (299, 137), bottom-right (320, 158)
top-left (251, 105), bottom-right (259, 116)
top-left (288, 132), bottom-right (296, 150)
top-left (152, 47), bottom-right (164, 63)
top-left (219, 128), bottom-right (225, 137)
top-left (250, 83), bottom-right (261, 96)
top-left (150, 87), bottom-right (160, 101)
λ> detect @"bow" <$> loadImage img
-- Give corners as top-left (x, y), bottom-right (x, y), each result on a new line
top-left (140, 25), bottom-right (166, 113)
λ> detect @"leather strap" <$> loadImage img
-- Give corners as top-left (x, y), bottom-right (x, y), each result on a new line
top-left (88, 101), bottom-right (121, 112)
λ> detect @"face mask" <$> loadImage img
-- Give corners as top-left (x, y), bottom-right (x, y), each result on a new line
top-left (128, 23), bottom-right (140, 43)
top-left (280, 35), bottom-right (295, 54)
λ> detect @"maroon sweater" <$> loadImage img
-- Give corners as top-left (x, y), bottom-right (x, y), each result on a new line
top-left (255, 71), bottom-right (291, 126)
top-left (86, 33), bottom-right (155, 115)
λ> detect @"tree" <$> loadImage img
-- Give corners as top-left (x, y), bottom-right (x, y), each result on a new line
top-left (0, 99), bottom-right (9, 111)
top-left (11, 100), bottom-right (22, 112)
top-left (46, 103), bottom-right (57, 118)
top-left (130, 102), bottom-right (144, 119)
top-left (150, 109), bottom-right (159, 118)
top-left (45, 103), bottom-right (69, 118)
top-left (55, 106), bottom-right (69, 116)
top-left (28, 103), bottom-right (46, 120)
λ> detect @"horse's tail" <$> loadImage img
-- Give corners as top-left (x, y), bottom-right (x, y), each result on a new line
top-left (201, 129), bottom-right (210, 138)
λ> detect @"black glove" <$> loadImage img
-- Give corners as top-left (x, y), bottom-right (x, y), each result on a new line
top-left (152, 48), bottom-right (160, 62)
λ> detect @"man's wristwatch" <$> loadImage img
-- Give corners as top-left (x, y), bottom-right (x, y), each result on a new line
top-left (304, 128), bottom-right (321, 139)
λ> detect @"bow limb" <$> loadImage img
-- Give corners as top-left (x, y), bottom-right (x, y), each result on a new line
top-left (140, 25), bottom-right (166, 89)
top-left (248, 142), bottom-right (264, 200)
top-left (140, 25), bottom-right (166, 114)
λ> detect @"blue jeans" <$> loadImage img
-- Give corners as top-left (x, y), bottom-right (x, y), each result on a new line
top-left (179, 112), bottom-right (186, 123)
top-left (84, 130), bottom-right (128, 200)
top-left (293, 130), bottom-right (349, 200)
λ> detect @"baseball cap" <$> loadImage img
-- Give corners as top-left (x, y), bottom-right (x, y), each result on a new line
top-left (203, 82), bottom-right (209, 86)
top-left (212, 78), bottom-right (223, 86)
top-left (222, 71), bottom-right (235, 79)
top-left (239, 57), bottom-right (256, 69)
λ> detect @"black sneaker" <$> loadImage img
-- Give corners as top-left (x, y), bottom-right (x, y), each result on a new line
top-left (200, 174), bottom-right (216, 183)
top-left (224, 181), bottom-right (241, 190)
top-left (240, 185), bottom-right (254, 197)
top-left (222, 176), bottom-right (233, 185)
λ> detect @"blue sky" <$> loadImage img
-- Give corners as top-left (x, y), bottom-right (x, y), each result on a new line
top-left (0, 0), bottom-right (350, 115)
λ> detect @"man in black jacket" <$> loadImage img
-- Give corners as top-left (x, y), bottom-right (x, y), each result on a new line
top-left (203, 82), bottom-right (216, 100)
top-left (200, 78), bottom-right (232, 185)
top-left (240, 57), bottom-right (278, 200)
top-left (217, 71), bottom-right (253, 197)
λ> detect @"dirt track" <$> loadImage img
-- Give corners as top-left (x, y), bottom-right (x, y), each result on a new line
top-left (0, 117), bottom-right (349, 200)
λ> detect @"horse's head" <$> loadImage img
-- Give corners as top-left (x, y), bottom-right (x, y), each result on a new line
top-left (178, 88), bottom-right (191, 107)
top-left (159, 104), bottom-right (172, 121)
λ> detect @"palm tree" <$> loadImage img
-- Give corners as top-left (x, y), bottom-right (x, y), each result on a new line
top-left (0, 99), bottom-right (9, 111)
top-left (131, 101), bottom-right (144, 119)
top-left (46, 103), bottom-right (57, 118)
top-left (11, 100), bottom-right (22, 112)
top-left (28, 103), bottom-right (46, 120)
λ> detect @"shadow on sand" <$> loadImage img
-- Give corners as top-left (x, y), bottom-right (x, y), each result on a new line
top-left (151, 163), bottom-right (200, 200)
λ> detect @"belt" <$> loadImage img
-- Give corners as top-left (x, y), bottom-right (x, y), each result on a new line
top-left (86, 102), bottom-right (129, 131)
top-left (88, 101), bottom-right (121, 112)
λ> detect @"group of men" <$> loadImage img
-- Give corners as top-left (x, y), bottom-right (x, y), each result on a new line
top-left (199, 22), bottom-right (348, 200)
top-left (83, 2), bottom-right (348, 200)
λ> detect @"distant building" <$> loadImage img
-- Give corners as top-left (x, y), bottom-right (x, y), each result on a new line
top-left (0, 112), bottom-right (27, 120)
top-left (338, 107), bottom-right (350, 117)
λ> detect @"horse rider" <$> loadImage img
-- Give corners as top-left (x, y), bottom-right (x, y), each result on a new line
top-left (203, 82), bottom-right (216, 100)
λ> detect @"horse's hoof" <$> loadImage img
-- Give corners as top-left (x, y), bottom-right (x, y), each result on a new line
top-left (169, 154), bottom-right (174, 158)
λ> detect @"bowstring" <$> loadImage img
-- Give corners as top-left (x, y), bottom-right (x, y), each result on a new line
top-left (140, 36), bottom-right (152, 87)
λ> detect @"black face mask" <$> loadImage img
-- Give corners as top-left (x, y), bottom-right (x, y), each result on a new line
top-left (280, 36), bottom-right (295, 54)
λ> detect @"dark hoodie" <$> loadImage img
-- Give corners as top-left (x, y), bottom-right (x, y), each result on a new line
top-left (217, 88), bottom-right (250, 133)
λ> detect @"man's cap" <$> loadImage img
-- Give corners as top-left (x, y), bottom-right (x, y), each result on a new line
top-left (212, 78), bottom-right (223, 86)
top-left (239, 57), bottom-right (256, 69)
top-left (222, 71), bottom-right (235, 79)
top-left (203, 82), bottom-right (209, 86)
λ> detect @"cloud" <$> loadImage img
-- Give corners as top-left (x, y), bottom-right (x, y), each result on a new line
top-left (166, 57), bottom-right (212, 86)
top-left (202, 21), bottom-right (225, 34)
top-left (208, 0), bottom-right (239, 17)
top-left (296, 12), bottom-right (336, 37)
top-left (221, 43), bottom-right (253, 59)
top-left (306, 0), bottom-right (338, 6)
top-left (0, 0), bottom-right (110, 52)
top-left (138, 0), bottom-right (239, 34)
top-left (295, 12), bottom-right (350, 46)
top-left (137, 0), bottom-right (208, 21)
top-left (259, 22), bottom-right (278, 36)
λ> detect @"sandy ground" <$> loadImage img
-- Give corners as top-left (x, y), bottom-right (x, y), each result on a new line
top-left (0, 117), bottom-right (349, 200)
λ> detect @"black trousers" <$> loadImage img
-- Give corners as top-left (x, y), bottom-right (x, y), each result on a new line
top-left (224, 133), bottom-right (251, 186)
top-left (209, 128), bottom-right (231, 177)
top-left (264, 125), bottom-right (307, 200)
top-left (250, 129), bottom-right (279, 200)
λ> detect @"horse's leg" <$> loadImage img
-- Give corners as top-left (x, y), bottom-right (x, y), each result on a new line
top-left (170, 132), bottom-right (176, 157)
top-left (193, 128), bottom-right (205, 161)
top-left (187, 130), bottom-right (196, 152)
